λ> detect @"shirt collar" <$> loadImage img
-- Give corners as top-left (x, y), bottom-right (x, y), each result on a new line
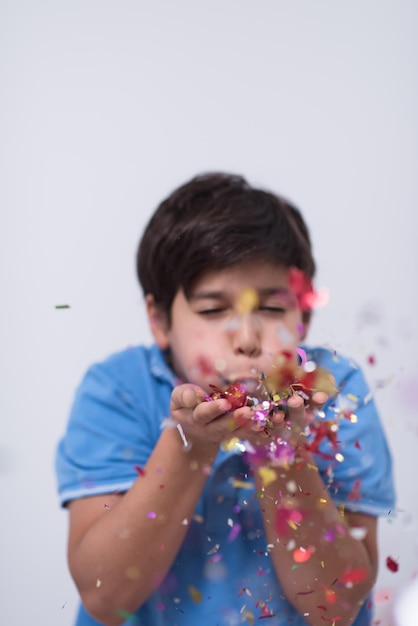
top-left (149, 344), bottom-right (179, 387)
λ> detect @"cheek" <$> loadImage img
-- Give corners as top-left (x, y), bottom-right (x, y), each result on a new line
top-left (274, 320), bottom-right (301, 350)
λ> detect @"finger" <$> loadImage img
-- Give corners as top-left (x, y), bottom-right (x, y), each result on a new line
top-left (287, 393), bottom-right (305, 412)
top-left (193, 397), bottom-right (232, 425)
top-left (311, 391), bottom-right (328, 409)
top-left (171, 384), bottom-right (205, 411)
top-left (270, 409), bottom-right (286, 427)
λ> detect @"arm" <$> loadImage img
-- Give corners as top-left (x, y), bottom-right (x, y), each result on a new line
top-left (67, 385), bottom-right (256, 626)
top-left (253, 394), bottom-right (378, 625)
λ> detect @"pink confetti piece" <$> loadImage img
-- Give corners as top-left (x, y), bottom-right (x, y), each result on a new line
top-left (227, 523), bottom-right (242, 542)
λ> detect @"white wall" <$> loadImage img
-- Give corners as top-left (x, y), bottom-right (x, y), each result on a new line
top-left (1, 1), bottom-right (417, 624)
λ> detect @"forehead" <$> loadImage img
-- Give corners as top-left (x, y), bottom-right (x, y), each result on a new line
top-left (188, 261), bottom-right (290, 296)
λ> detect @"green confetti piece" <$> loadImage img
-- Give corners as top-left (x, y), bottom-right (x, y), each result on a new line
top-left (55, 304), bottom-right (70, 309)
top-left (115, 609), bottom-right (141, 624)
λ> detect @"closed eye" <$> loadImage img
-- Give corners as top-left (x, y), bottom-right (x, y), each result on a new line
top-left (197, 308), bottom-right (226, 316)
top-left (259, 306), bottom-right (286, 313)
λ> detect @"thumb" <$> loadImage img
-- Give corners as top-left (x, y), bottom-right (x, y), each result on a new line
top-left (172, 384), bottom-right (205, 411)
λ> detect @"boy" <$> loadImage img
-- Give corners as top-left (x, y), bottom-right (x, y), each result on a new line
top-left (56, 173), bottom-right (395, 626)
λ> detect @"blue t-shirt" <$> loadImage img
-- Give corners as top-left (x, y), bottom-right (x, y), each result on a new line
top-left (56, 344), bottom-right (395, 626)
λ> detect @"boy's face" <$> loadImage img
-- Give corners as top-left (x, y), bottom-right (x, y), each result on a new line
top-left (148, 261), bottom-right (307, 394)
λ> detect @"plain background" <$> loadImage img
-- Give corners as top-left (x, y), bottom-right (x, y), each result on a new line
top-left (1, 1), bottom-right (417, 624)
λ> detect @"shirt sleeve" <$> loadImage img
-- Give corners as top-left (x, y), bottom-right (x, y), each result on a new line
top-left (55, 354), bottom-right (160, 506)
top-left (313, 352), bottom-right (396, 517)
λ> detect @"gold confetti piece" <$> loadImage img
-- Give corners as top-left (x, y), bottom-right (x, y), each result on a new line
top-left (188, 585), bottom-right (203, 603)
top-left (242, 609), bottom-right (255, 626)
top-left (237, 288), bottom-right (259, 314)
top-left (221, 437), bottom-right (240, 452)
top-left (258, 467), bottom-right (277, 487)
top-left (96, 579), bottom-right (102, 588)
top-left (125, 566), bottom-right (140, 580)
top-left (231, 479), bottom-right (253, 489)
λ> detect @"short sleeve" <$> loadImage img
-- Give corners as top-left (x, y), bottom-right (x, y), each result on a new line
top-left (311, 350), bottom-right (396, 516)
top-left (55, 348), bottom-right (171, 506)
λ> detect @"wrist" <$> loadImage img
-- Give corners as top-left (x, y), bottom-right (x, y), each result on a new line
top-left (168, 422), bottom-right (220, 462)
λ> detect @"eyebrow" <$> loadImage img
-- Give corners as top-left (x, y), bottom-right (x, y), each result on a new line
top-left (189, 287), bottom-right (291, 301)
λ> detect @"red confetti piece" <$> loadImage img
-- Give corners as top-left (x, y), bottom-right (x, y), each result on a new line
top-left (208, 382), bottom-right (248, 410)
top-left (134, 465), bottom-right (146, 476)
top-left (276, 508), bottom-right (304, 537)
top-left (386, 556), bottom-right (399, 572)
top-left (296, 590), bottom-right (315, 596)
top-left (348, 479), bottom-right (362, 501)
top-left (325, 589), bottom-right (337, 604)
top-left (367, 355), bottom-right (376, 365)
top-left (339, 568), bottom-right (368, 585)
top-left (355, 440), bottom-right (361, 450)
top-left (255, 600), bottom-right (274, 617)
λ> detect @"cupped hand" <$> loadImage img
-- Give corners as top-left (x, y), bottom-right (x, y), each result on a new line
top-left (170, 383), bottom-right (273, 446)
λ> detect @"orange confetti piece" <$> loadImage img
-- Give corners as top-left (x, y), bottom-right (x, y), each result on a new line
top-left (293, 546), bottom-right (315, 563)
top-left (188, 585), bottom-right (202, 603)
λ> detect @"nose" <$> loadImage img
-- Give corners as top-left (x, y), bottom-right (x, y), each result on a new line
top-left (232, 315), bottom-right (261, 358)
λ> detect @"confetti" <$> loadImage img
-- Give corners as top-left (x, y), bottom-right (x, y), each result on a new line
top-left (237, 287), bottom-right (259, 314)
top-left (125, 566), bottom-right (140, 580)
top-left (297, 590), bottom-right (315, 596)
top-left (231, 479), bottom-right (253, 489)
top-left (293, 546), bottom-right (315, 563)
top-left (207, 543), bottom-right (220, 555)
top-left (116, 609), bottom-right (140, 623)
top-left (227, 523), bottom-right (242, 542)
top-left (288, 267), bottom-right (329, 311)
top-left (188, 585), bottom-right (203, 603)
top-left (55, 304), bottom-right (70, 309)
top-left (386, 556), bottom-right (399, 572)
top-left (258, 467), bottom-right (277, 487)
top-left (348, 526), bottom-right (368, 541)
top-left (276, 508), bottom-right (304, 537)
top-left (242, 609), bottom-right (255, 625)
top-left (339, 568), bottom-right (368, 585)
top-left (134, 465), bottom-right (146, 476)
top-left (348, 479), bottom-right (362, 501)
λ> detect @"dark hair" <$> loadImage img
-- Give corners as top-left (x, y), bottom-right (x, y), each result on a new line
top-left (137, 172), bottom-right (315, 321)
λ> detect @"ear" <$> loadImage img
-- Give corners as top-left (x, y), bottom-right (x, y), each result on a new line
top-left (145, 294), bottom-right (170, 350)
